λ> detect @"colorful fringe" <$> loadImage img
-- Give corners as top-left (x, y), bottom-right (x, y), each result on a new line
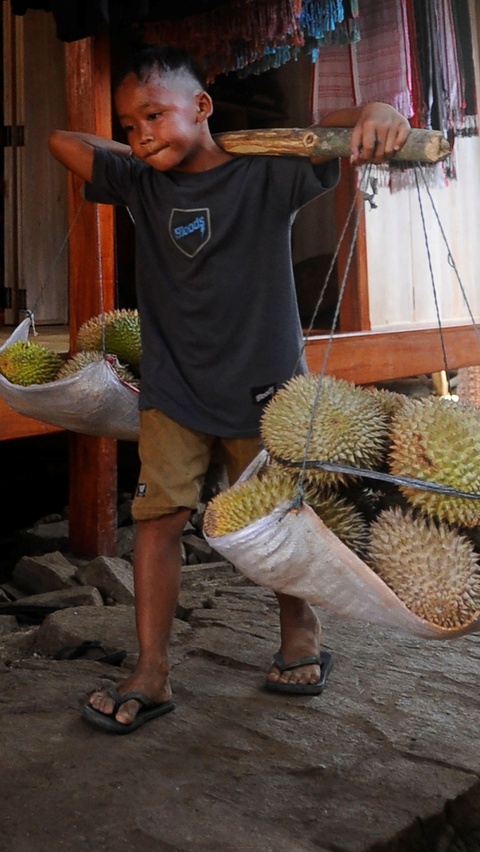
top-left (144, 0), bottom-right (359, 82)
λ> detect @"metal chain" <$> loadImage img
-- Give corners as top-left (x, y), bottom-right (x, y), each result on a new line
top-left (95, 203), bottom-right (107, 356)
top-left (26, 199), bottom-right (86, 322)
top-left (293, 164), bottom-right (373, 506)
top-left (414, 167), bottom-right (452, 394)
top-left (292, 170), bottom-right (363, 375)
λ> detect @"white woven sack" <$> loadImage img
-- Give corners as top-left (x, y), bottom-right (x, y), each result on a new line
top-left (204, 452), bottom-right (480, 639)
top-left (0, 317), bottom-right (140, 441)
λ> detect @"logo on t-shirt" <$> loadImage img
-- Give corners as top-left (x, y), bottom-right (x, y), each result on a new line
top-left (169, 208), bottom-right (211, 258)
top-left (250, 383), bottom-right (277, 405)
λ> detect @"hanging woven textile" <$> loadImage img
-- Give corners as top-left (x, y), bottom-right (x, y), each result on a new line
top-left (312, 0), bottom-right (414, 121)
top-left (312, 0), bottom-right (478, 188)
top-left (144, 0), bottom-right (359, 82)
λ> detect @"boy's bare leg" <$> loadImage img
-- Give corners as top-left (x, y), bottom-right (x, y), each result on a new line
top-left (266, 593), bottom-right (322, 686)
top-left (88, 508), bottom-right (190, 724)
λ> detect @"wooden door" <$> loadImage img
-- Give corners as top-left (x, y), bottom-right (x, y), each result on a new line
top-left (3, 5), bottom-right (68, 326)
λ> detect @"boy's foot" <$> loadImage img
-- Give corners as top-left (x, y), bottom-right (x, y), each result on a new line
top-left (88, 664), bottom-right (171, 726)
top-left (266, 603), bottom-right (322, 687)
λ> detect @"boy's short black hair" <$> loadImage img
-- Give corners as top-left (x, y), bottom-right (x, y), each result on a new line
top-left (115, 46), bottom-right (206, 92)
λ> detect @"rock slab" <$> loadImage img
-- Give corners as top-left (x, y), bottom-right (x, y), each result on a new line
top-left (20, 519), bottom-right (69, 555)
top-left (16, 586), bottom-right (103, 608)
top-left (75, 556), bottom-right (134, 604)
top-left (13, 551), bottom-right (77, 595)
top-left (34, 605), bottom-right (191, 658)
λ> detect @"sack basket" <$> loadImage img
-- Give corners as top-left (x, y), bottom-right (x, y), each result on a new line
top-left (0, 316), bottom-right (140, 441)
top-left (204, 452), bottom-right (480, 639)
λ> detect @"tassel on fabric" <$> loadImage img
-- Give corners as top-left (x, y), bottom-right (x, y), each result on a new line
top-left (144, 0), bottom-right (358, 82)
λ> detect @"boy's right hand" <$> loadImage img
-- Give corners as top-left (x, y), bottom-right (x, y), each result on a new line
top-left (48, 130), bottom-right (132, 183)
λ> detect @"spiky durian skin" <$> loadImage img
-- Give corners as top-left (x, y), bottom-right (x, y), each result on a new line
top-left (0, 341), bottom-right (62, 386)
top-left (389, 397), bottom-right (480, 527)
top-left (77, 309), bottom-right (141, 366)
top-left (57, 351), bottom-right (139, 387)
top-left (311, 490), bottom-right (368, 556)
top-left (457, 366), bottom-right (480, 410)
top-left (367, 387), bottom-right (413, 422)
top-left (203, 468), bottom-right (298, 538)
top-left (367, 507), bottom-right (480, 628)
top-left (261, 374), bottom-right (389, 488)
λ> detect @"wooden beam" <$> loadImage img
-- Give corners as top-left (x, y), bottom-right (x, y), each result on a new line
top-left (0, 397), bottom-right (63, 441)
top-left (306, 325), bottom-right (480, 383)
top-left (65, 32), bottom-right (117, 558)
top-left (335, 162), bottom-right (371, 333)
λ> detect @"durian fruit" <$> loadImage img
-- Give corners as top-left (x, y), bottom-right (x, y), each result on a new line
top-left (204, 466), bottom-right (368, 554)
top-left (311, 490), bottom-right (369, 556)
top-left (57, 351), bottom-right (140, 387)
top-left (203, 467), bottom-right (298, 538)
top-left (366, 387), bottom-right (413, 422)
top-left (367, 507), bottom-right (480, 629)
top-left (389, 397), bottom-right (480, 527)
top-left (0, 340), bottom-right (62, 386)
top-left (261, 374), bottom-right (389, 488)
top-left (457, 366), bottom-right (480, 410)
top-left (77, 309), bottom-right (141, 366)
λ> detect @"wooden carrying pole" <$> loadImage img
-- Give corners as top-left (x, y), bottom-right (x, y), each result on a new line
top-left (215, 127), bottom-right (450, 163)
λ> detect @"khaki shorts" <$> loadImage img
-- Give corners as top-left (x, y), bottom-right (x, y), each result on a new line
top-left (132, 408), bottom-right (262, 521)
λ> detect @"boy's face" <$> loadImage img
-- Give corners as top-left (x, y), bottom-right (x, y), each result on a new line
top-left (115, 71), bottom-right (209, 171)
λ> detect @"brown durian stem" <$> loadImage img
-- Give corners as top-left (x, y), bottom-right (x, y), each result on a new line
top-left (214, 127), bottom-right (450, 164)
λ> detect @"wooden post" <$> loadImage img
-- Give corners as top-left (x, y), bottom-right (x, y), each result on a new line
top-left (65, 32), bottom-right (117, 557)
top-left (335, 162), bottom-right (371, 333)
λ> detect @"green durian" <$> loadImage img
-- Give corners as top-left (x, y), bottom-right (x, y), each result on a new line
top-left (77, 309), bottom-right (141, 366)
top-left (310, 490), bottom-right (369, 556)
top-left (57, 351), bottom-right (140, 387)
top-left (366, 387), bottom-right (413, 422)
top-left (389, 397), bottom-right (480, 527)
top-left (261, 374), bottom-right (389, 488)
top-left (367, 507), bottom-right (480, 629)
top-left (204, 466), bottom-right (367, 554)
top-left (0, 340), bottom-right (62, 386)
top-left (203, 468), bottom-right (298, 538)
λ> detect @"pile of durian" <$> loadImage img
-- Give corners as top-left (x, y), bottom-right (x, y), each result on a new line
top-left (203, 374), bottom-right (480, 630)
top-left (0, 309), bottom-right (141, 388)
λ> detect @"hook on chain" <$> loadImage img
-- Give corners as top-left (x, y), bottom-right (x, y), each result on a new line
top-left (363, 176), bottom-right (378, 210)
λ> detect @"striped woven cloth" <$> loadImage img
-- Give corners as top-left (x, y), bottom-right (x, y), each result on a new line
top-left (312, 0), bottom-right (414, 122)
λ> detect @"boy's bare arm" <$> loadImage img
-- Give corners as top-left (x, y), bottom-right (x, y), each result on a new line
top-left (48, 130), bottom-right (132, 183)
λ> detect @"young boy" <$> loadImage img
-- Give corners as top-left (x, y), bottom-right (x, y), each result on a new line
top-left (49, 46), bottom-right (409, 733)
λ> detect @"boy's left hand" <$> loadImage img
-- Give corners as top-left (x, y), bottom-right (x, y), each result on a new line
top-left (350, 102), bottom-right (410, 165)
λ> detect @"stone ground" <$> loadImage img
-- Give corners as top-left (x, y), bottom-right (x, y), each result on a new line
top-left (1, 564), bottom-right (479, 852)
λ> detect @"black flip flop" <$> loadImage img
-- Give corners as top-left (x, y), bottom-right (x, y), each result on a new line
top-left (82, 686), bottom-right (175, 734)
top-left (265, 650), bottom-right (333, 695)
top-left (54, 640), bottom-right (127, 666)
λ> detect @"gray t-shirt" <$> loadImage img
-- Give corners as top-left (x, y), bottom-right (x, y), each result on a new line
top-left (85, 149), bottom-right (339, 437)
